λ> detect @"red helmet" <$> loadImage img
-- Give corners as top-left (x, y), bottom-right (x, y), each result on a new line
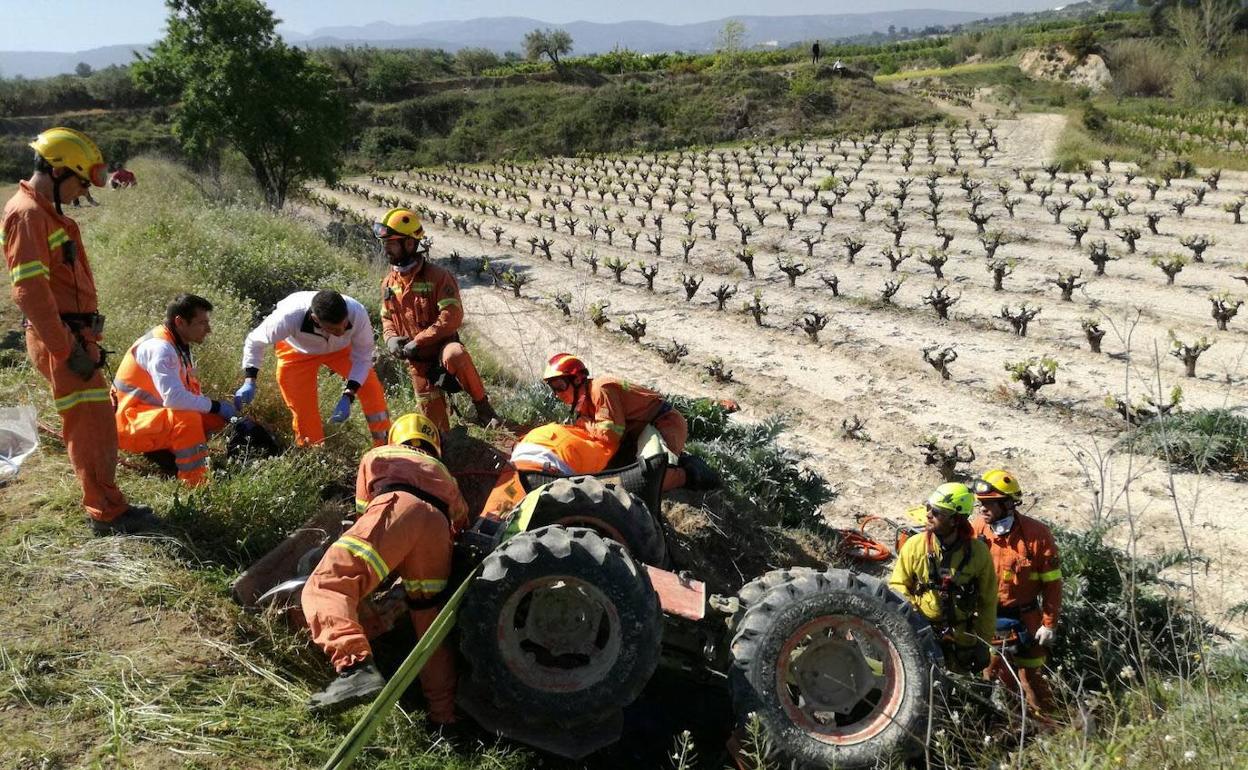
top-left (543, 352), bottom-right (588, 382)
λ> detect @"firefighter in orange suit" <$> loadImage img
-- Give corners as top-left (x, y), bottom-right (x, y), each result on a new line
top-left (479, 422), bottom-right (617, 517)
top-left (541, 352), bottom-right (718, 491)
top-left (3, 127), bottom-right (155, 535)
top-left (373, 208), bottom-right (497, 433)
top-left (303, 413), bottom-right (467, 720)
top-left (234, 289), bottom-right (391, 447)
top-left (970, 469), bottom-right (1062, 719)
top-left (113, 294), bottom-right (233, 486)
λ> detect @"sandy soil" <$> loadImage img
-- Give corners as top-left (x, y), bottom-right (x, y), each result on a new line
top-left (314, 113), bottom-right (1248, 627)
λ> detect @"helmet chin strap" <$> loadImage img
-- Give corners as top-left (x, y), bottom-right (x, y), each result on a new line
top-left (52, 170), bottom-right (69, 216)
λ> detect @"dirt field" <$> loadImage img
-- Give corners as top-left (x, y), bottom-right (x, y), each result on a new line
top-left (314, 113), bottom-right (1248, 627)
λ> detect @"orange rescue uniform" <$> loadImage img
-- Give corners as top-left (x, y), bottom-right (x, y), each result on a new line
top-left (573, 376), bottom-right (689, 490)
top-left (480, 423), bottom-right (617, 517)
top-left (971, 512), bottom-right (1063, 716)
top-left (381, 261), bottom-right (486, 433)
top-left (301, 444), bottom-right (468, 723)
top-left (112, 324), bottom-right (226, 486)
top-left (3, 180), bottom-right (128, 521)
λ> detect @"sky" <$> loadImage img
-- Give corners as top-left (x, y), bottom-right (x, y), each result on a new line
top-left (0, 0), bottom-right (1059, 52)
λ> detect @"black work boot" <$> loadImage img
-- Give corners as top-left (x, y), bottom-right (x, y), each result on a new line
top-left (90, 505), bottom-right (162, 536)
top-left (678, 453), bottom-right (721, 491)
top-left (308, 660), bottom-right (385, 714)
top-left (472, 398), bottom-right (501, 429)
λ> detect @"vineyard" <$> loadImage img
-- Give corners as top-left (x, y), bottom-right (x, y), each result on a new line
top-left (1104, 103), bottom-right (1248, 157)
top-left (306, 112), bottom-right (1248, 622)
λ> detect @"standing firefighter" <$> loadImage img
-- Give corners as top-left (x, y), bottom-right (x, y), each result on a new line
top-left (113, 294), bottom-right (235, 486)
top-left (234, 290), bottom-right (391, 447)
top-left (970, 469), bottom-right (1062, 719)
top-left (889, 482), bottom-right (997, 671)
top-left (302, 413), bottom-right (467, 722)
top-left (3, 127), bottom-right (155, 534)
top-left (541, 352), bottom-right (719, 491)
top-left (373, 208), bottom-right (497, 432)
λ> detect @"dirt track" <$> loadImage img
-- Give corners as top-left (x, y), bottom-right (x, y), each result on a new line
top-left (314, 113), bottom-right (1248, 626)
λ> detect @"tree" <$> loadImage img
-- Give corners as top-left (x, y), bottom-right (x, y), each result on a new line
top-left (716, 19), bottom-right (747, 58)
top-left (455, 47), bottom-right (502, 75)
top-left (523, 27), bottom-right (573, 68)
top-left (133, 0), bottom-right (349, 209)
top-left (74, 62), bottom-right (93, 78)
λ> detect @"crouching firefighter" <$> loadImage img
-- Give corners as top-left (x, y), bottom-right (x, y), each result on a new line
top-left (113, 294), bottom-right (235, 486)
top-left (302, 413), bottom-right (468, 722)
top-left (374, 208), bottom-right (497, 432)
top-left (541, 352), bottom-right (719, 492)
top-left (889, 482), bottom-right (997, 672)
top-left (970, 469), bottom-right (1062, 720)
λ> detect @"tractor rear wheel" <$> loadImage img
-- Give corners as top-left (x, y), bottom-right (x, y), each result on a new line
top-left (460, 526), bottom-right (662, 728)
top-left (730, 569), bottom-right (940, 769)
top-left (526, 476), bottom-right (667, 566)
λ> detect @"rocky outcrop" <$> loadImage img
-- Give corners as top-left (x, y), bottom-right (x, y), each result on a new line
top-left (1018, 46), bottom-right (1113, 93)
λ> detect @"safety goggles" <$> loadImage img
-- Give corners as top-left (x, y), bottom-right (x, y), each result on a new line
top-left (545, 377), bottom-right (572, 393)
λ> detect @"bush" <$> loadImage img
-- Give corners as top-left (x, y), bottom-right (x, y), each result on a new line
top-left (1106, 39), bottom-right (1174, 98)
top-left (1050, 525), bottom-right (1212, 690)
top-left (668, 396), bottom-right (835, 530)
top-left (1124, 408), bottom-right (1248, 473)
top-left (1081, 102), bottom-right (1108, 131)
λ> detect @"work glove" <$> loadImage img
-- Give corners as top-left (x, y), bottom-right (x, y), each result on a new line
top-left (1035, 625), bottom-right (1057, 648)
top-left (215, 399), bottom-right (237, 421)
top-left (386, 336), bottom-right (410, 357)
top-left (400, 339), bottom-right (423, 362)
top-left (234, 379), bottom-right (257, 409)
top-left (330, 394), bottom-right (353, 423)
top-left (66, 339), bottom-right (97, 381)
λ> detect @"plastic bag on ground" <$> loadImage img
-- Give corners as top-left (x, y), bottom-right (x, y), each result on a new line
top-left (0, 405), bottom-right (39, 482)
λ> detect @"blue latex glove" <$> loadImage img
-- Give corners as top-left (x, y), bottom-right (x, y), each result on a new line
top-left (330, 394), bottom-right (352, 423)
top-left (216, 399), bottom-right (238, 421)
top-left (234, 379), bottom-right (257, 408)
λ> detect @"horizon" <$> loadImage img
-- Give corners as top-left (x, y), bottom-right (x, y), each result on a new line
top-left (0, 0), bottom-right (1060, 53)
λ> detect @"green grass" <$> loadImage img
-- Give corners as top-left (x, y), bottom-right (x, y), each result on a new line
top-left (874, 60), bottom-right (1017, 84)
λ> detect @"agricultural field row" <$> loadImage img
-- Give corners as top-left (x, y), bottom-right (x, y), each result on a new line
top-left (307, 113), bottom-right (1248, 623)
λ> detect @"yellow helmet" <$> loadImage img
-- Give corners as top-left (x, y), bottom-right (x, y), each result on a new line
top-left (30, 127), bottom-right (107, 187)
top-left (926, 482), bottom-right (974, 517)
top-left (373, 208), bottom-right (425, 240)
top-left (388, 413), bottom-right (441, 457)
top-left (973, 469), bottom-right (1022, 500)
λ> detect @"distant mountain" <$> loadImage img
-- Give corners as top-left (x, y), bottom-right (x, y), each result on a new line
top-left (0, 43), bottom-right (149, 80)
top-left (290, 11), bottom-right (995, 53)
top-left (0, 9), bottom-right (996, 78)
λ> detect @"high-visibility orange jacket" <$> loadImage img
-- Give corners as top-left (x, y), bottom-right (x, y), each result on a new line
top-left (354, 444), bottom-right (469, 532)
top-left (572, 377), bottom-right (670, 454)
top-left (971, 513), bottom-right (1063, 628)
top-left (511, 423), bottom-right (615, 475)
top-left (4, 180), bottom-right (99, 361)
top-left (114, 324), bottom-right (212, 415)
top-left (380, 261), bottom-right (463, 358)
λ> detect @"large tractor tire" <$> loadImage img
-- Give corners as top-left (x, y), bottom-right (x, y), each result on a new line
top-left (526, 476), bottom-right (667, 566)
top-left (730, 569), bottom-right (941, 769)
top-left (460, 526), bottom-right (663, 728)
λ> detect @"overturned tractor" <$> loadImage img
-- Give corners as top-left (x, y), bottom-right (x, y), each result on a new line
top-left (234, 429), bottom-right (940, 768)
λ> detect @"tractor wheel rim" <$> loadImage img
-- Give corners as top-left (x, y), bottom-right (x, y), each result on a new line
top-left (776, 614), bottom-right (906, 746)
top-left (499, 575), bottom-right (622, 693)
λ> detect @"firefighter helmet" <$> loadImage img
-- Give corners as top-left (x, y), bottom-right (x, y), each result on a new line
top-left (30, 127), bottom-right (107, 187)
top-left (373, 208), bottom-right (425, 241)
top-left (388, 412), bottom-right (441, 457)
top-left (542, 352), bottom-right (589, 383)
top-left (973, 469), bottom-right (1022, 500)
top-left (926, 482), bottom-right (975, 517)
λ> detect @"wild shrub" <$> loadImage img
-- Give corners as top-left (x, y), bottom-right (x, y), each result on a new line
top-left (667, 396), bottom-right (834, 530)
top-left (1106, 39), bottom-right (1174, 97)
top-left (1123, 408), bottom-right (1248, 473)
